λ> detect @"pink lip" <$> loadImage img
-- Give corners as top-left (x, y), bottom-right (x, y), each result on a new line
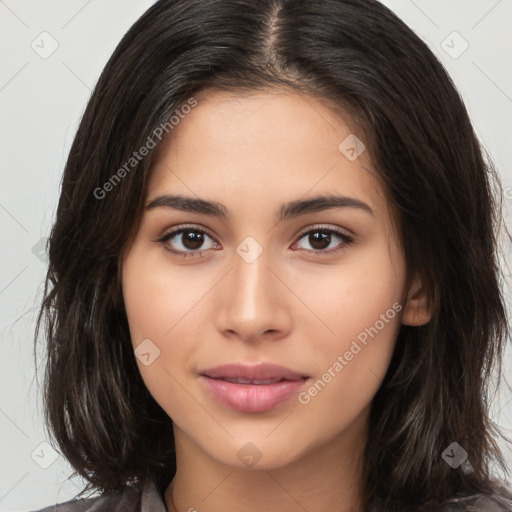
top-left (200, 363), bottom-right (309, 413)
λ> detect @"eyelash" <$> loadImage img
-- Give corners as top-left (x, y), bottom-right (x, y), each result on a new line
top-left (155, 224), bottom-right (354, 259)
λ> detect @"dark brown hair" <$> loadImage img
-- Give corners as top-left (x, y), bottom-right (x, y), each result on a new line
top-left (35, 0), bottom-right (512, 510)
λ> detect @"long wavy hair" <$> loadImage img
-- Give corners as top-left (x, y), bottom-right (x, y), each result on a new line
top-left (35, 0), bottom-right (512, 510)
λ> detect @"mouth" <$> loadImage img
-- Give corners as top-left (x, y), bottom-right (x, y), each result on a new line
top-left (215, 377), bottom-right (291, 385)
top-left (199, 363), bottom-right (309, 413)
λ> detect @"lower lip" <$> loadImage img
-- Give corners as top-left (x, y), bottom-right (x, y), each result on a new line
top-left (200, 376), bottom-right (307, 413)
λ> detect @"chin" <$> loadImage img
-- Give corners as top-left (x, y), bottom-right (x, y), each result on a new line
top-left (203, 436), bottom-right (309, 471)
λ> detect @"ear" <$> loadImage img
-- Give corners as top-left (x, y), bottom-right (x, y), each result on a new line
top-left (401, 274), bottom-right (433, 326)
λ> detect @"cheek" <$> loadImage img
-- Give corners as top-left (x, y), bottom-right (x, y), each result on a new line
top-left (295, 239), bottom-right (404, 349)
top-left (294, 269), bottom-right (402, 440)
top-left (122, 243), bottom-right (210, 343)
top-left (121, 247), bottom-right (211, 422)
top-left (294, 241), bottom-right (404, 410)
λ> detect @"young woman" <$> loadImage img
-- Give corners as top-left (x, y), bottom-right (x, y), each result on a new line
top-left (34, 0), bottom-right (512, 511)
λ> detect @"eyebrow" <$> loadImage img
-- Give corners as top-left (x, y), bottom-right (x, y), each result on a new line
top-left (145, 193), bottom-right (375, 221)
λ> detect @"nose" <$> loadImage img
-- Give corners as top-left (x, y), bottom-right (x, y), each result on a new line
top-left (214, 246), bottom-right (292, 344)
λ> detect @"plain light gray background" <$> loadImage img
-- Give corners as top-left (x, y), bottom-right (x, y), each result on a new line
top-left (1, 1), bottom-right (511, 511)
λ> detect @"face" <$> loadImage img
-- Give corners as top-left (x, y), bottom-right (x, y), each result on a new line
top-left (121, 88), bottom-right (427, 471)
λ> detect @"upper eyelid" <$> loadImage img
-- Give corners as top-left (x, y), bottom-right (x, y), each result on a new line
top-left (159, 223), bottom-right (212, 235)
top-left (295, 224), bottom-right (353, 238)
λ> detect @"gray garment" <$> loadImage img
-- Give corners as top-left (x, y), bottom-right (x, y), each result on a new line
top-left (30, 478), bottom-right (167, 512)
top-left (30, 479), bottom-right (512, 512)
top-left (436, 492), bottom-right (512, 511)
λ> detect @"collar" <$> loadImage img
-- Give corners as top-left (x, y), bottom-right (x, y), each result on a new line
top-left (140, 477), bottom-right (169, 512)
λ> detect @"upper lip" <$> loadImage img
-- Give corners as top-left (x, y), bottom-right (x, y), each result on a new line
top-left (200, 363), bottom-right (308, 381)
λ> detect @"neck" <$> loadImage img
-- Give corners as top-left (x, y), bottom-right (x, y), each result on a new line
top-left (165, 410), bottom-right (368, 512)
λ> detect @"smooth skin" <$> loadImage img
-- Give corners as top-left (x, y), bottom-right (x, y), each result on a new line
top-left (121, 88), bottom-right (432, 512)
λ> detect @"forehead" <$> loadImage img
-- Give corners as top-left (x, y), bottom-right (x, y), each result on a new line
top-left (147, 88), bottom-right (389, 222)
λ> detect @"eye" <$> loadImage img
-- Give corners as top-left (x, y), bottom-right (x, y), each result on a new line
top-left (292, 225), bottom-right (354, 257)
top-left (155, 224), bottom-right (353, 259)
top-left (155, 225), bottom-right (219, 257)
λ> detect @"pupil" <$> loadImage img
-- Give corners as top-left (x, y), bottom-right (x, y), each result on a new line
top-left (183, 231), bottom-right (204, 250)
top-left (310, 231), bottom-right (330, 250)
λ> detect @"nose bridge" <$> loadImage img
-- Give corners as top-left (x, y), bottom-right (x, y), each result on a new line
top-left (232, 242), bottom-right (276, 315)
top-left (215, 239), bottom-right (290, 339)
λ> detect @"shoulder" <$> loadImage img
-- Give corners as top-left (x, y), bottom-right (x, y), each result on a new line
top-left (467, 493), bottom-right (512, 511)
top-left (435, 484), bottom-right (512, 512)
top-left (30, 484), bottom-right (143, 512)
